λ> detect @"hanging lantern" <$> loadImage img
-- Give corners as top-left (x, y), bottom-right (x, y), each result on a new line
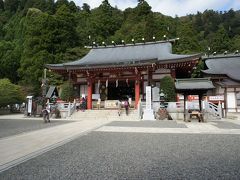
top-left (106, 79), bottom-right (108, 87)
top-left (135, 67), bottom-right (138, 74)
top-left (98, 80), bottom-right (100, 88)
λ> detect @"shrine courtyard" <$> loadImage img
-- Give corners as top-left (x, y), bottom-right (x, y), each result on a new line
top-left (1, 114), bottom-right (240, 179)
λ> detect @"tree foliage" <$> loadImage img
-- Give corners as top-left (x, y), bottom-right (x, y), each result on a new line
top-left (60, 81), bottom-right (74, 101)
top-left (0, 78), bottom-right (25, 107)
top-left (0, 0), bottom-right (239, 96)
top-left (160, 76), bottom-right (176, 102)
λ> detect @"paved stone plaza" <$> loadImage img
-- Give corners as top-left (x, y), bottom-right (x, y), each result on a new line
top-left (0, 115), bottom-right (240, 179)
top-left (0, 119), bottom-right (72, 138)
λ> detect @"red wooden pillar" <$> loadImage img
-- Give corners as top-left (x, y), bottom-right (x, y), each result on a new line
top-left (135, 79), bottom-right (140, 109)
top-left (87, 79), bottom-right (92, 110)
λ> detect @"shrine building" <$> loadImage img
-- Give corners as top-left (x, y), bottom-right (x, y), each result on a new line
top-left (202, 53), bottom-right (240, 114)
top-left (46, 39), bottom-right (201, 109)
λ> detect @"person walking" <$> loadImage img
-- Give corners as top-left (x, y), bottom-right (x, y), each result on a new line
top-left (42, 105), bottom-right (50, 123)
top-left (116, 100), bottom-right (121, 116)
top-left (124, 99), bottom-right (129, 115)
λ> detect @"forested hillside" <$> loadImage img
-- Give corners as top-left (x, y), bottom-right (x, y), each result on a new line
top-left (0, 0), bottom-right (240, 95)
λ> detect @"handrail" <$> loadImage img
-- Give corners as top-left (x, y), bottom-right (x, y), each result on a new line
top-left (204, 101), bottom-right (222, 119)
top-left (57, 102), bottom-right (76, 117)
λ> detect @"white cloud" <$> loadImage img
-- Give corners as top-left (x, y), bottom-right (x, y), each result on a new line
top-left (73, 0), bottom-right (137, 9)
top-left (72, 0), bottom-right (240, 17)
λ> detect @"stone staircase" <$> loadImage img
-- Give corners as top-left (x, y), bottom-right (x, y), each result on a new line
top-left (69, 109), bottom-right (140, 121)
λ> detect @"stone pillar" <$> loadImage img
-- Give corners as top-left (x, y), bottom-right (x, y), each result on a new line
top-left (184, 94), bottom-right (186, 121)
top-left (147, 68), bottom-right (152, 86)
top-left (142, 86), bottom-right (155, 120)
top-left (87, 79), bottom-right (92, 110)
top-left (135, 79), bottom-right (140, 109)
top-left (199, 94), bottom-right (203, 112)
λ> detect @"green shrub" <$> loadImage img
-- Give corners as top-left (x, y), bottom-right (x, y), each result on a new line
top-left (60, 81), bottom-right (74, 101)
top-left (161, 76), bottom-right (176, 102)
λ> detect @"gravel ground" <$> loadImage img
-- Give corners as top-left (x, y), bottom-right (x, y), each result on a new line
top-left (211, 121), bottom-right (240, 129)
top-left (1, 132), bottom-right (240, 179)
top-left (0, 119), bottom-right (72, 138)
top-left (106, 120), bottom-right (187, 128)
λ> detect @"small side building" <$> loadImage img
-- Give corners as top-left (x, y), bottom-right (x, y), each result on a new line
top-left (202, 54), bottom-right (240, 114)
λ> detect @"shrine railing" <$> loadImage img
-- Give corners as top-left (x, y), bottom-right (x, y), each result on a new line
top-left (58, 102), bottom-right (76, 118)
top-left (204, 101), bottom-right (222, 119)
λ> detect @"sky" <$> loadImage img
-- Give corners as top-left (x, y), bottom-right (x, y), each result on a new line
top-left (72, 0), bottom-right (240, 17)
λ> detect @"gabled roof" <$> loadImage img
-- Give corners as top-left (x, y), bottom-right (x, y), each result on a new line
top-left (215, 79), bottom-right (240, 87)
top-left (47, 40), bottom-right (201, 69)
top-left (202, 55), bottom-right (240, 81)
top-left (175, 78), bottom-right (215, 91)
top-left (46, 86), bottom-right (57, 98)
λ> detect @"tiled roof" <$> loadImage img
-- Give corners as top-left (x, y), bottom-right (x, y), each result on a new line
top-left (175, 78), bottom-right (215, 90)
top-left (202, 55), bottom-right (240, 81)
top-left (46, 41), bottom-right (200, 69)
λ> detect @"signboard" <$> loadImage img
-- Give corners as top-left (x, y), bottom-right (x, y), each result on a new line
top-left (188, 95), bottom-right (199, 101)
top-left (146, 86), bottom-right (152, 110)
top-left (152, 87), bottom-right (160, 102)
top-left (92, 94), bottom-right (100, 100)
top-left (104, 100), bottom-right (118, 108)
top-left (26, 96), bottom-right (33, 114)
top-left (208, 95), bottom-right (224, 101)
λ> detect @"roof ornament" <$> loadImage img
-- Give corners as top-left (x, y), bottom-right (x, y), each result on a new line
top-left (86, 70), bottom-right (90, 76)
top-left (207, 46), bottom-right (211, 57)
top-left (106, 79), bottom-right (108, 87)
top-left (135, 67), bottom-right (138, 74)
top-left (112, 40), bottom-right (116, 46)
top-left (98, 80), bottom-right (100, 88)
top-left (102, 41), bottom-right (106, 47)
top-left (88, 35), bottom-right (91, 46)
top-left (175, 37), bottom-right (180, 44)
top-left (92, 41), bottom-right (98, 48)
top-left (132, 38), bottom-right (135, 45)
top-left (163, 35), bottom-right (167, 41)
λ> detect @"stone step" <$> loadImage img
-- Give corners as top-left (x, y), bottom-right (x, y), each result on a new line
top-left (70, 109), bottom-right (139, 120)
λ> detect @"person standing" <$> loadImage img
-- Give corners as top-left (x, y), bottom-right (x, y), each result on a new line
top-left (76, 98), bottom-right (80, 111)
top-left (81, 97), bottom-right (86, 111)
top-left (128, 97), bottom-right (132, 108)
top-left (97, 98), bottom-right (101, 110)
top-left (124, 99), bottom-right (129, 115)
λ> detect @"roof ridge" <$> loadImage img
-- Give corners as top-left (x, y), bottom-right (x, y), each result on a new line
top-left (85, 39), bottom-right (178, 49)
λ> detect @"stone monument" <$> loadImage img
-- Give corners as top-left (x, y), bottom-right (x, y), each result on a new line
top-left (142, 86), bottom-right (155, 120)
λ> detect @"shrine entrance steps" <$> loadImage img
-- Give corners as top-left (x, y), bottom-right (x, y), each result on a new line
top-left (70, 109), bottom-right (140, 121)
